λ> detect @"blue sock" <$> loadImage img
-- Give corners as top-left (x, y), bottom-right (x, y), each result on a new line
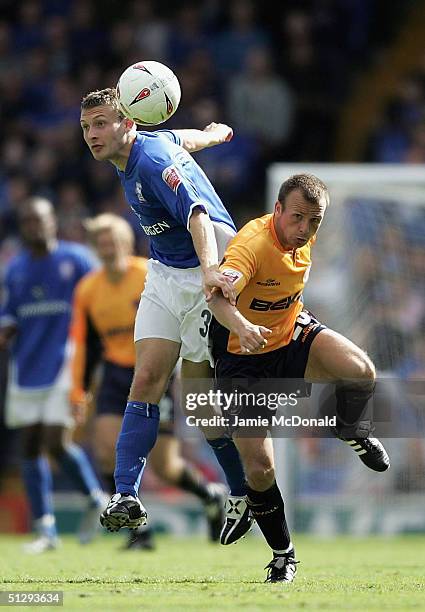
top-left (114, 401), bottom-right (160, 496)
top-left (57, 443), bottom-right (103, 503)
top-left (207, 437), bottom-right (246, 496)
top-left (22, 456), bottom-right (57, 538)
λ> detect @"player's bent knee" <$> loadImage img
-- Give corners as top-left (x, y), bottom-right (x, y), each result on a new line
top-left (130, 366), bottom-right (168, 399)
top-left (245, 462), bottom-right (275, 491)
top-left (352, 353), bottom-right (376, 385)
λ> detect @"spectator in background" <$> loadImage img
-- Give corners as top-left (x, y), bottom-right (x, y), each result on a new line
top-left (132, 0), bottom-right (170, 63)
top-left (167, 3), bottom-right (211, 68)
top-left (212, 0), bottom-right (270, 77)
top-left (227, 46), bottom-right (293, 161)
top-left (190, 98), bottom-right (260, 210)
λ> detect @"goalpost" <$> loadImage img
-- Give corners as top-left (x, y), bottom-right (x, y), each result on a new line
top-left (268, 164), bottom-right (425, 536)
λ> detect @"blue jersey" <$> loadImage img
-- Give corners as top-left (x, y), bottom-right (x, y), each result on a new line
top-left (0, 241), bottom-right (94, 389)
top-left (118, 130), bottom-right (236, 268)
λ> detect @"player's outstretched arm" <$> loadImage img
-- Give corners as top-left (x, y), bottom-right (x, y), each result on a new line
top-left (189, 208), bottom-right (236, 305)
top-left (174, 123), bottom-right (233, 153)
top-left (209, 291), bottom-right (271, 354)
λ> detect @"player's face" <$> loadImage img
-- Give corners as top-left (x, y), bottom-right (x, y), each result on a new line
top-left (19, 204), bottom-right (57, 248)
top-left (94, 228), bottom-right (123, 264)
top-left (273, 189), bottom-right (326, 249)
top-left (80, 105), bottom-right (128, 162)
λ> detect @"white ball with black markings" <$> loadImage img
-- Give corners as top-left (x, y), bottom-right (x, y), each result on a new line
top-left (117, 61), bottom-right (181, 126)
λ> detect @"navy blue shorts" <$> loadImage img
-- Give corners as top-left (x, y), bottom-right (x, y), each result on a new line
top-left (96, 361), bottom-right (175, 432)
top-left (214, 310), bottom-right (326, 381)
top-left (212, 310), bottom-right (327, 425)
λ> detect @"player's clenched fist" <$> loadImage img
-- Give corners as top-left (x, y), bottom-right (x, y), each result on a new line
top-left (203, 122), bottom-right (233, 145)
top-left (236, 323), bottom-right (272, 354)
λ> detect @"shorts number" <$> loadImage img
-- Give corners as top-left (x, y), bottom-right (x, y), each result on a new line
top-left (199, 309), bottom-right (212, 337)
top-left (292, 311), bottom-right (312, 341)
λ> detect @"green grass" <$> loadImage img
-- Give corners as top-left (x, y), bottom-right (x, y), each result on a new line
top-left (0, 534), bottom-right (425, 610)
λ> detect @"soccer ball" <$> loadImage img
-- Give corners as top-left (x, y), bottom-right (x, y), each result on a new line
top-left (116, 61), bottom-right (181, 126)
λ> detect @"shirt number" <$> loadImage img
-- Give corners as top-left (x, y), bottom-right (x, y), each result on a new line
top-left (199, 309), bottom-right (212, 337)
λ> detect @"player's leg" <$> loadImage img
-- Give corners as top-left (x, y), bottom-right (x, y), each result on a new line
top-left (43, 424), bottom-right (108, 544)
top-left (149, 431), bottom-right (226, 542)
top-left (305, 326), bottom-right (390, 471)
top-left (94, 363), bottom-right (156, 551)
top-left (93, 414), bottom-right (121, 492)
top-left (43, 425), bottom-right (104, 502)
top-left (181, 358), bottom-right (249, 544)
top-left (233, 433), bottom-right (298, 583)
top-left (5, 387), bottom-right (59, 552)
top-left (20, 422), bottom-right (59, 552)
top-left (102, 338), bottom-right (180, 532)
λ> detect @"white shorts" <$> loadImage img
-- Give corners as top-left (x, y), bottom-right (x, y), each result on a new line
top-left (5, 360), bottom-right (73, 429)
top-left (134, 260), bottom-right (212, 364)
top-left (134, 222), bottom-right (235, 365)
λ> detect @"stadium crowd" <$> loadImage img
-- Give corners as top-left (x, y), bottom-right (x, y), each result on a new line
top-left (0, 0), bottom-right (400, 266)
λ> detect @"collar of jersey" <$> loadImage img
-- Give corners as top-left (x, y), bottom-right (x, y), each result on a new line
top-left (124, 133), bottom-right (143, 176)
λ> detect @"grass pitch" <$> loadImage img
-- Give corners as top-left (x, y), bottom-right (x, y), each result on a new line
top-left (0, 534), bottom-right (424, 610)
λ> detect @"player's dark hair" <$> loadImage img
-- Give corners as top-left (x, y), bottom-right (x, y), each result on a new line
top-left (278, 174), bottom-right (329, 209)
top-left (80, 88), bottom-right (125, 119)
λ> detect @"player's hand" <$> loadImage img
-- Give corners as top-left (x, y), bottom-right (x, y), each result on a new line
top-left (70, 400), bottom-right (88, 426)
top-left (236, 323), bottom-right (272, 354)
top-left (203, 122), bottom-right (233, 145)
top-left (203, 269), bottom-right (236, 305)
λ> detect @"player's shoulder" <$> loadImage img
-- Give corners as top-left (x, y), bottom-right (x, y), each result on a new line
top-left (128, 255), bottom-right (148, 274)
top-left (3, 250), bottom-right (28, 277)
top-left (136, 130), bottom-right (181, 165)
top-left (56, 240), bottom-right (92, 261)
top-left (229, 214), bottom-right (272, 250)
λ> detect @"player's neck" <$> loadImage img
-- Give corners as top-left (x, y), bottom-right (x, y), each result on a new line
top-left (271, 215), bottom-right (292, 251)
top-left (104, 257), bottom-right (128, 283)
top-left (110, 134), bottom-right (137, 171)
top-left (28, 238), bottom-right (58, 257)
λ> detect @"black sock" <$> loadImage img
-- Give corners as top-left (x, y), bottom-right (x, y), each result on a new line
top-left (177, 466), bottom-right (211, 502)
top-left (246, 481), bottom-right (292, 554)
top-left (335, 381), bottom-right (375, 437)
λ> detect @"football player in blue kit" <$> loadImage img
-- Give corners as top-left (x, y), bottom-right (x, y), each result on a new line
top-left (0, 197), bottom-right (108, 553)
top-left (80, 88), bottom-right (250, 538)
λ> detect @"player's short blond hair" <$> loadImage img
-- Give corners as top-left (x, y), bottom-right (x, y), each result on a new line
top-left (80, 88), bottom-right (125, 119)
top-left (83, 213), bottom-right (135, 254)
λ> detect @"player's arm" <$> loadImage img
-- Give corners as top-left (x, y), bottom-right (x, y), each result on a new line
top-left (209, 291), bottom-right (271, 354)
top-left (209, 239), bottom-right (271, 353)
top-left (0, 325), bottom-right (17, 351)
top-left (0, 268), bottom-right (18, 350)
top-left (69, 285), bottom-right (102, 423)
top-left (188, 208), bottom-right (236, 304)
top-left (174, 123), bottom-right (233, 153)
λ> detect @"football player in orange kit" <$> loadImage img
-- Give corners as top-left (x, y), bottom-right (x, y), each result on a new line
top-left (208, 173), bottom-right (390, 582)
top-left (70, 213), bottom-right (225, 549)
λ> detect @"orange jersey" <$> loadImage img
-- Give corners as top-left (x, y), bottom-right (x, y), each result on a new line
top-left (70, 256), bottom-right (147, 403)
top-left (220, 214), bottom-right (314, 354)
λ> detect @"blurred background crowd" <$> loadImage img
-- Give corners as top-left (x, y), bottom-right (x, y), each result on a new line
top-left (1, 0), bottom-right (425, 536)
